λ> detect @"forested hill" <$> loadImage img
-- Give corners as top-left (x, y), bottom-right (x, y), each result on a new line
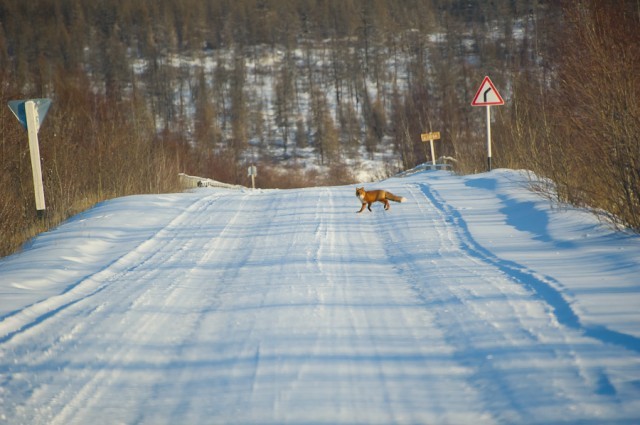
top-left (0, 0), bottom-right (558, 177)
top-left (0, 1), bottom-right (638, 257)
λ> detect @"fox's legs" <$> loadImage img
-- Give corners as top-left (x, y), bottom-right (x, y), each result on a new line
top-left (357, 200), bottom-right (390, 213)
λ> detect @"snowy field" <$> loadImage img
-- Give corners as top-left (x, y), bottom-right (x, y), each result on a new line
top-left (1, 168), bottom-right (639, 424)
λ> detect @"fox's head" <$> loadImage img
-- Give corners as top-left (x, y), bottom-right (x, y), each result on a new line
top-left (356, 187), bottom-right (365, 199)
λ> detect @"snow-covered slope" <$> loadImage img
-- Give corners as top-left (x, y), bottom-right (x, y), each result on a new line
top-left (1, 169), bottom-right (639, 424)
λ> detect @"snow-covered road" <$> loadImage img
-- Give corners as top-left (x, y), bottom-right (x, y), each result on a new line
top-left (1, 169), bottom-right (639, 424)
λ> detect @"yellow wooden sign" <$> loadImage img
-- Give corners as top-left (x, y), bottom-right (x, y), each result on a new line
top-left (421, 131), bottom-right (440, 141)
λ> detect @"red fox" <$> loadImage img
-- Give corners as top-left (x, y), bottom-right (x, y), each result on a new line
top-left (356, 187), bottom-right (406, 213)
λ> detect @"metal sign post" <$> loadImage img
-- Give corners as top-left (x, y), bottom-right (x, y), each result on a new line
top-left (471, 76), bottom-right (504, 171)
top-left (8, 98), bottom-right (52, 212)
top-left (486, 106), bottom-right (492, 172)
top-left (420, 131), bottom-right (441, 170)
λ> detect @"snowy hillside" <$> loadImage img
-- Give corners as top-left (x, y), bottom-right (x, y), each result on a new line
top-left (1, 168), bottom-right (639, 424)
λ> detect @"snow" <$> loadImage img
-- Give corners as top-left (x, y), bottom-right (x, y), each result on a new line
top-left (1, 168), bottom-right (639, 424)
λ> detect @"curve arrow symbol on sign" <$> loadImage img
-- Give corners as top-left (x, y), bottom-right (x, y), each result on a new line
top-left (483, 87), bottom-right (492, 103)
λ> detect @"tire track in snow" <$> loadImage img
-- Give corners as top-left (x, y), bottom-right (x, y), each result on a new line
top-left (374, 183), bottom-right (506, 424)
top-left (372, 181), bottom-right (638, 424)
top-left (353, 183), bottom-right (496, 424)
top-left (46, 191), bottom-right (256, 425)
top-left (3, 193), bottom-right (212, 421)
top-left (409, 181), bottom-right (633, 422)
top-left (410, 182), bottom-right (551, 422)
top-left (322, 187), bottom-right (400, 423)
top-left (0, 192), bottom-right (222, 345)
top-left (148, 189), bottom-right (295, 423)
top-left (251, 188), bottom-right (333, 419)
top-left (0, 191), bottom-right (253, 424)
top-left (128, 190), bottom-right (262, 424)
top-left (419, 182), bottom-right (640, 355)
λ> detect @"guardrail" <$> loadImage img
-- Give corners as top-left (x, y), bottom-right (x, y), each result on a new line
top-left (178, 173), bottom-right (245, 190)
top-left (396, 159), bottom-right (455, 177)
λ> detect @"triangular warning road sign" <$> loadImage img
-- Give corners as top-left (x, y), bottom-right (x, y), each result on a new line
top-left (471, 76), bottom-right (504, 106)
top-left (8, 98), bottom-right (52, 131)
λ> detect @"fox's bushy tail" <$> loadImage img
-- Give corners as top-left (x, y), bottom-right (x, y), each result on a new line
top-left (386, 192), bottom-right (406, 203)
